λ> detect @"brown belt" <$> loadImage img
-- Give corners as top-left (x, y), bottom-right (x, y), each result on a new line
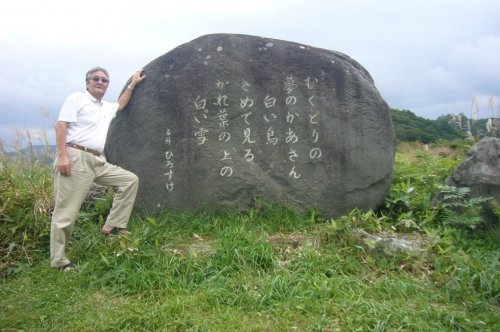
top-left (66, 143), bottom-right (101, 156)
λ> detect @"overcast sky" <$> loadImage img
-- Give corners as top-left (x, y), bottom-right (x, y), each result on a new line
top-left (1, 0), bottom-right (499, 148)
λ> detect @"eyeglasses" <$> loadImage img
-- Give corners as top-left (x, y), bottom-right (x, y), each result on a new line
top-left (90, 76), bottom-right (109, 84)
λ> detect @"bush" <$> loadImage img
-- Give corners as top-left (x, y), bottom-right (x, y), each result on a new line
top-left (382, 143), bottom-right (463, 228)
top-left (0, 159), bottom-right (53, 276)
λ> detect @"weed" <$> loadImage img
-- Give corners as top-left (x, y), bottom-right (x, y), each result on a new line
top-left (0, 159), bottom-right (52, 277)
top-left (436, 185), bottom-right (493, 229)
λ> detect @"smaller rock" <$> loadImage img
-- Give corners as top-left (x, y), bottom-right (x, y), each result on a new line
top-left (354, 229), bottom-right (431, 257)
top-left (446, 137), bottom-right (500, 225)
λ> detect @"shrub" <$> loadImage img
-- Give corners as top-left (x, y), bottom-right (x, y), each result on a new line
top-left (0, 159), bottom-right (53, 276)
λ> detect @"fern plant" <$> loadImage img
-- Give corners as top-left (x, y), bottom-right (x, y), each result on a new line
top-left (437, 186), bottom-right (492, 229)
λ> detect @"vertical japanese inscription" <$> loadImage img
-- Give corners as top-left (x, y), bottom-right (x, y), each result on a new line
top-left (216, 80), bottom-right (234, 177)
top-left (306, 76), bottom-right (322, 161)
top-left (239, 80), bottom-right (256, 164)
top-left (164, 129), bottom-right (174, 191)
top-left (283, 75), bottom-right (301, 179)
top-left (167, 74), bottom-right (323, 193)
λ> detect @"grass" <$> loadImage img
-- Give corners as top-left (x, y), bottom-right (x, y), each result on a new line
top-left (1, 211), bottom-right (499, 331)
top-left (1, 141), bottom-right (499, 331)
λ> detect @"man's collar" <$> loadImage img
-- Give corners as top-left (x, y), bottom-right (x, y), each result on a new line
top-left (85, 90), bottom-right (103, 105)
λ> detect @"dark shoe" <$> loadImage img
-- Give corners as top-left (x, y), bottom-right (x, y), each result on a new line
top-left (60, 262), bottom-right (78, 272)
top-left (101, 227), bottom-right (130, 236)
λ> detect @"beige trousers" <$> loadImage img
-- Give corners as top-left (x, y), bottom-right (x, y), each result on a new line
top-left (50, 147), bottom-right (139, 267)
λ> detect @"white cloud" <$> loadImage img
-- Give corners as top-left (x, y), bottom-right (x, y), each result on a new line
top-left (1, 0), bottom-right (500, 144)
top-left (447, 35), bottom-right (500, 91)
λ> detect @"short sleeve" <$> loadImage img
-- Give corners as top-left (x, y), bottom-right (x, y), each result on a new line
top-left (57, 93), bottom-right (80, 123)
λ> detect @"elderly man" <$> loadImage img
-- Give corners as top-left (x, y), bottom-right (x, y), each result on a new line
top-left (51, 67), bottom-right (145, 271)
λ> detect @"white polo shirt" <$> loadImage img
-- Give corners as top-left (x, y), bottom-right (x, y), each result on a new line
top-left (58, 91), bottom-right (119, 152)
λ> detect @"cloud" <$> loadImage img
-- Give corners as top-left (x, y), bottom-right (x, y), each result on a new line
top-left (447, 35), bottom-right (500, 92)
top-left (1, 0), bottom-right (499, 145)
top-left (407, 35), bottom-right (500, 118)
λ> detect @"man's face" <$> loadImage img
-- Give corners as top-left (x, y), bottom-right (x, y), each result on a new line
top-left (86, 70), bottom-right (109, 100)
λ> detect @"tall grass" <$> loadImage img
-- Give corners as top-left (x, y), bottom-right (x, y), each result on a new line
top-left (0, 158), bottom-right (53, 276)
top-left (1, 140), bottom-right (499, 331)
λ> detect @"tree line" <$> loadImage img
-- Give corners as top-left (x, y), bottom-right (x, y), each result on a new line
top-left (390, 109), bottom-right (500, 143)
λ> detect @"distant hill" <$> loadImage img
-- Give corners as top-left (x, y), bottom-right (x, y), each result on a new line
top-left (390, 109), bottom-right (500, 143)
top-left (3, 145), bottom-right (55, 164)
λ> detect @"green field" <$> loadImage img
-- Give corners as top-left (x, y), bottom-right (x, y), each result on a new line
top-left (1, 141), bottom-right (499, 331)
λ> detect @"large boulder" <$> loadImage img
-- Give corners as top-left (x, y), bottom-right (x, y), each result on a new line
top-left (105, 33), bottom-right (395, 217)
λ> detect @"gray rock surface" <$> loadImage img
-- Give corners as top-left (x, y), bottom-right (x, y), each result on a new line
top-left (446, 137), bottom-right (500, 197)
top-left (105, 33), bottom-right (395, 217)
top-left (446, 137), bottom-right (500, 224)
top-left (354, 229), bottom-right (432, 257)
